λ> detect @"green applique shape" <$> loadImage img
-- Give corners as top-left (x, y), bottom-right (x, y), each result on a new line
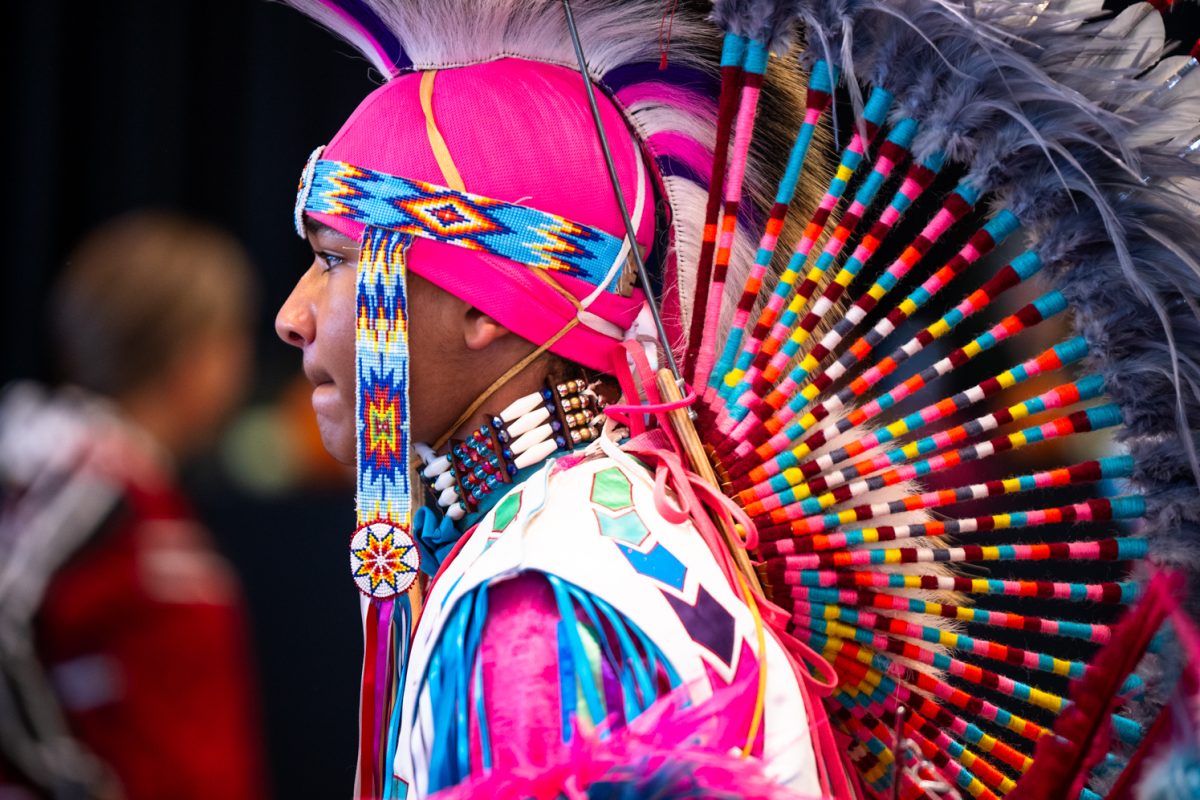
top-left (590, 467), bottom-right (633, 511)
top-left (492, 490), bottom-right (522, 532)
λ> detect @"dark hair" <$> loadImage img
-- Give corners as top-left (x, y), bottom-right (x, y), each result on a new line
top-left (50, 211), bottom-right (255, 397)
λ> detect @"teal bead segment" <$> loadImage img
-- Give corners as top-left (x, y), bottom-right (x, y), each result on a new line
top-left (921, 150), bottom-right (947, 173)
top-left (1122, 673), bottom-right (1144, 695)
top-left (776, 449), bottom-right (800, 472)
top-left (875, 269), bottom-right (900, 292)
top-left (886, 116), bottom-right (920, 149)
top-left (719, 32), bottom-right (748, 67)
top-left (780, 412), bottom-right (808, 441)
top-left (728, 392), bottom-right (753, 423)
top-left (862, 86), bottom-right (894, 125)
top-left (827, 144), bottom-right (867, 197)
top-left (970, 313), bottom-right (1019, 352)
top-left (1075, 373), bottom-right (1107, 398)
top-left (775, 122), bottom-right (821, 205)
top-left (767, 470), bottom-right (794, 494)
top-left (854, 165), bottom-right (892, 208)
top-left (1085, 403), bottom-right (1124, 430)
top-left (1111, 713), bottom-right (1144, 746)
top-left (744, 39), bottom-right (769, 73)
top-left (710, 330), bottom-right (746, 391)
top-left (1033, 290), bottom-right (1069, 319)
top-left (953, 180), bottom-right (984, 207)
top-left (1010, 247), bottom-right (1043, 279)
top-left (873, 391), bottom-right (898, 412)
top-left (1099, 454), bottom-right (1136, 478)
top-left (907, 283), bottom-right (934, 309)
top-left (1110, 495), bottom-right (1146, 518)
top-left (1117, 538), bottom-right (1149, 559)
top-left (807, 59), bottom-right (839, 93)
top-left (984, 208), bottom-right (1022, 244)
top-left (1054, 335), bottom-right (1090, 363)
top-left (1056, 619), bottom-right (1103, 641)
top-left (721, 348), bottom-right (759, 400)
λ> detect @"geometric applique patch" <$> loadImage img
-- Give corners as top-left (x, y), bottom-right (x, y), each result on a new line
top-left (662, 583), bottom-right (737, 669)
top-left (590, 467), bottom-right (633, 511)
top-left (615, 541), bottom-right (687, 591)
top-left (493, 490), bottom-right (523, 533)
top-left (596, 508), bottom-right (650, 547)
top-left (349, 521), bottom-right (420, 598)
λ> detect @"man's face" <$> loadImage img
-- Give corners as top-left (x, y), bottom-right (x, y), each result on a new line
top-left (275, 221), bottom-right (360, 463)
top-left (277, 220), bottom-right (475, 463)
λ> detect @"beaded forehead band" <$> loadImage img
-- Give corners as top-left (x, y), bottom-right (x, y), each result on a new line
top-left (295, 146), bottom-right (641, 296)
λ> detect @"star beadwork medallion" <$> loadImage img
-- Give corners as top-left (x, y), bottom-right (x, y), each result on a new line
top-left (349, 521), bottom-right (420, 598)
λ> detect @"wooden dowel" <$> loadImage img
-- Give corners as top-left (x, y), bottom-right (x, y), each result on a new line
top-left (656, 368), bottom-right (764, 595)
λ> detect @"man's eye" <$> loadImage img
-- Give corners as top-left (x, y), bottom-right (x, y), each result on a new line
top-left (318, 252), bottom-right (344, 270)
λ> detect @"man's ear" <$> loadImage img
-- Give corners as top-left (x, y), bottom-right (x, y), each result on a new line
top-left (463, 306), bottom-right (512, 351)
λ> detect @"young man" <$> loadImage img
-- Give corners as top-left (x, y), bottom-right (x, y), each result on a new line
top-left (275, 2), bottom-right (1200, 798)
top-left (274, 2), bottom-right (841, 797)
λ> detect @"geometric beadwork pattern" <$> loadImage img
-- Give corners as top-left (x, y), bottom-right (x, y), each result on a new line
top-left (302, 158), bottom-right (625, 289)
top-left (354, 225), bottom-right (413, 550)
top-left (350, 521), bottom-right (420, 598)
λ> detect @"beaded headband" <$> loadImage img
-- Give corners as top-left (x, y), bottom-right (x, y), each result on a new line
top-left (295, 147), bottom-right (636, 296)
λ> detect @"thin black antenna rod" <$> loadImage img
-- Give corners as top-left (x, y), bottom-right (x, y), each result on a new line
top-left (560, 0), bottom-right (685, 386)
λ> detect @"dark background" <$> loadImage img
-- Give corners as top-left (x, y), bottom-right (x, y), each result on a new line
top-left (3, 2), bottom-right (374, 796)
top-left (3, 1), bottom-right (1198, 798)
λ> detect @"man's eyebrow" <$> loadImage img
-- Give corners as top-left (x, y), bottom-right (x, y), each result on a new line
top-left (304, 217), bottom-right (357, 248)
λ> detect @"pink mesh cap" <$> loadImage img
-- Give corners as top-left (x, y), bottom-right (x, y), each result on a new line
top-left (308, 58), bottom-right (655, 373)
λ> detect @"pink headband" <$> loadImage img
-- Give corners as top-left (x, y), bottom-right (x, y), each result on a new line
top-left (306, 58), bottom-right (656, 373)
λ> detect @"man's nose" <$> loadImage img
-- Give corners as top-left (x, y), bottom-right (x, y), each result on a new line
top-left (275, 274), bottom-right (316, 348)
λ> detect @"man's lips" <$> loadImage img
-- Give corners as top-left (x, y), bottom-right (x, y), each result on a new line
top-left (303, 365), bottom-right (333, 387)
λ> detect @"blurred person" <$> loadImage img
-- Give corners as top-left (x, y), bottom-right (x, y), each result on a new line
top-left (0, 212), bottom-right (267, 799)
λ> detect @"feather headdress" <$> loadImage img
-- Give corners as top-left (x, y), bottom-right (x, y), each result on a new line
top-left (282, 0), bottom-right (1200, 796)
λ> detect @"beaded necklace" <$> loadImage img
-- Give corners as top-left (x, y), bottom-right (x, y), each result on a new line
top-left (415, 378), bottom-right (602, 521)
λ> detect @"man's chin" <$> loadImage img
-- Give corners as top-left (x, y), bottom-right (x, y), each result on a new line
top-left (315, 417), bottom-right (355, 465)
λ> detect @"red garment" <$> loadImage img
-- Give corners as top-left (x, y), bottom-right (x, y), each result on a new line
top-left (34, 477), bottom-right (268, 800)
top-left (0, 388), bottom-right (267, 800)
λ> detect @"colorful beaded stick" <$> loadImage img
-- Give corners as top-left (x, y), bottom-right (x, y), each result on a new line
top-left (679, 1), bottom-right (1200, 797)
